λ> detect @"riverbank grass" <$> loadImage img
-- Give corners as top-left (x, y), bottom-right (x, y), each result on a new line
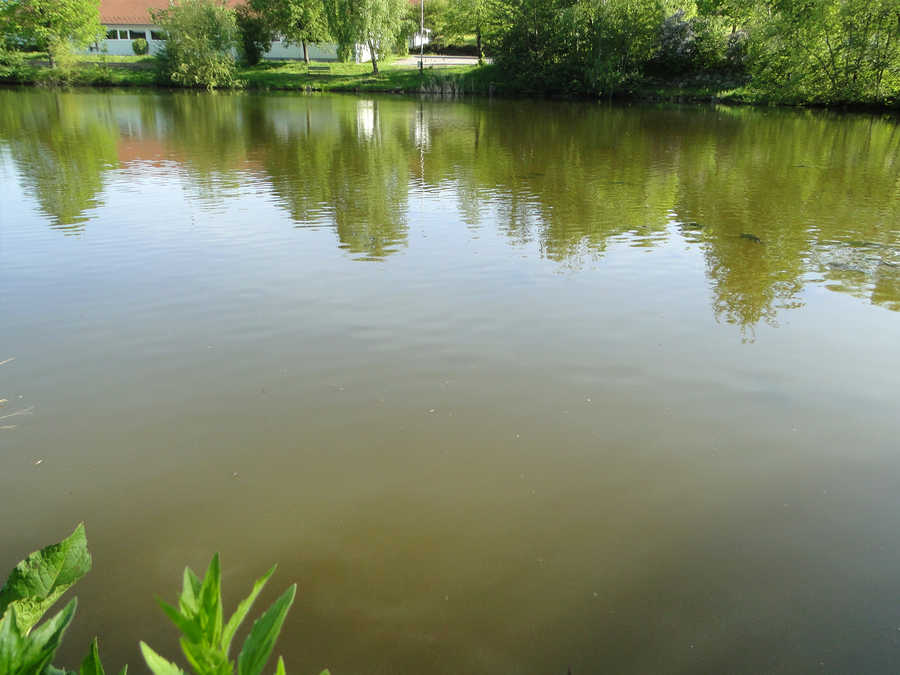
top-left (1, 53), bottom-right (492, 93)
top-left (2, 54), bottom-right (779, 103)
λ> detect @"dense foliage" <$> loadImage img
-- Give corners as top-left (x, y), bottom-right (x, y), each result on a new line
top-left (0, 524), bottom-right (325, 675)
top-left (0, 0), bottom-right (895, 103)
top-left (249, 0), bottom-right (330, 63)
top-left (235, 5), bottom-right (274, 65)
top-left (151, 0), bottom-right (241, 89)
top-left (399, 0), bottom-right (896, 103)
top-left (747, 0), bottom-right (899, 104)
top-left (322, 0), bottom-right (410, 72)
top-left (0, 0), bottom-right (103, 68)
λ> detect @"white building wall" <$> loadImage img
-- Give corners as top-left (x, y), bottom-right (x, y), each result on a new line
top-left (91, 25), bottom-right (166, 56)
top-left (89, 25), bottom-right (370, 63)
top-left (409, 29), bottom-right (432, 49)
top-left (265, 41), bottom-right (338, 61)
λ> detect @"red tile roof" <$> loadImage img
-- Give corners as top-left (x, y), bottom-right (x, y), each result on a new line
top-left (101, 0), bottom-right (243, 25)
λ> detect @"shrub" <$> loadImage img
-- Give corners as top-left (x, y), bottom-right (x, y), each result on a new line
top-left (0, 45), bottom-right (25, 81)
top-left (746, 0), bottom-right (899, 104)
top-left (132, 37), bottom-right (149, 55)
top-left (151, 0), bottom-right (241, 89)
top-left (650, 11), bottom-right (733, 76)
top-left (653, 9), bottom-right (698, 74)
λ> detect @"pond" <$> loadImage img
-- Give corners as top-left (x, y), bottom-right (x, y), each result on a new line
top-left (1, 88), bottom-right (899, 674)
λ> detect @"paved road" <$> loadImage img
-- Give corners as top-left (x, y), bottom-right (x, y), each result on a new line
top-left (394, 55), bottom-right (489, 68)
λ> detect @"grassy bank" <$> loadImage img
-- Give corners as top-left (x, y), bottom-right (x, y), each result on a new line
top-left (239, 59), bottom-right (495, 94)
top-left (0, 53), bottom-right (495, 94)
top-left (2, 54), bottom-right (894, 109)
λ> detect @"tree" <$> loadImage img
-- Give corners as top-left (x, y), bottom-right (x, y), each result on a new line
top-left (0, 0), bottom-right (103, 68)
top-left (748, 0), bottom-right (900, 103)
top-left (150, 0), bottom-right (240, 89)
top-left (322, 0), bottom-right (409, 73)
top-left (250, 0), bottom-right (330, 63)
top-left (235, 4), bottom-right (274, 65)
top-left (444, 0), bottom-right (493, 62)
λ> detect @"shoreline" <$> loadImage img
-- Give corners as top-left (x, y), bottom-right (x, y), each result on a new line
top-left (1, 58), bottom-right (898, 113)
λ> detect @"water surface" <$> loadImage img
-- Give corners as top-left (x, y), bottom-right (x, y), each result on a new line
top-left (1, 88), bottom-right (899, 674)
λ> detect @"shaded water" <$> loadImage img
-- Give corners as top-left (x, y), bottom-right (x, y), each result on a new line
top-left (1, 88), bottom-right (899, 674)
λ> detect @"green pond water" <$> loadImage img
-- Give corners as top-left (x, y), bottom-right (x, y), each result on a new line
top-left (1, 87), bottom-right (899, 674)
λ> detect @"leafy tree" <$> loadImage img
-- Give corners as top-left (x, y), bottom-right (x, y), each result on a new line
top-left (490, 0), bottom-right (663, 95)
top-left (322, 0), bottom-right (409, 73)
top-left (695, 0), bottom-right (753, 34)
top-left (0, 0), bottom-right (103, 68)
top-left (235, 5), bottom-right (274, 65)
top-left (586, 0), bottom-right (665, 94)
top-left (151, 0), bottom-right (240, 89)
top-left (250, 0), bottom-right (330, 63)
top-left (748, 0), bottom-right (900, 103)
top-left (443, 0), bottom-right (493, 62)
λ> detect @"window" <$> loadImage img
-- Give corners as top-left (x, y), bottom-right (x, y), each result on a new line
top-left (129, 30), bottom-right (146, 40)
top-left (106, 29), bottom-right (118, 40)
top-left (150, 31), bottom-right (166, 41)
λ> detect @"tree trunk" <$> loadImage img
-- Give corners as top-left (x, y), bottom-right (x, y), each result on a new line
top-left (476, 28), bottom-right (483, 65)
top-left (302, 41), bottom-right (310, 64)
top-left (48, 50), bottom-right (55, 69)
top-left (368, 39), bottom-right (378, 74)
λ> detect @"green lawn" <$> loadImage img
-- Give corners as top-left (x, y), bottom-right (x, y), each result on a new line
top-left (239, 59), bottom-right (488, 93)
top-left (2, 52), bottom-right (757, 102)
top-left (1, 53), bottom-right (492, 93)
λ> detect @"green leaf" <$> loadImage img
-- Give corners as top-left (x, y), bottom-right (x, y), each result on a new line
top-left (79, 637), bottom-right (104, 675)
top-left (158, 601), bottom-right (202, 644)
top-left (236, 585), bottom-right (296, 675)
top-left (178, 569), bottom-right (200, 616)
top-left (273, 656), bottom-right (285, 675)
top-left (178, 636), bottom-right (230, 675)
top-left (0, 525), bottom-right (92, 634)
top-left (0, 607), bottom-right (28, 673)
top-left (78, 636), bottom-right (124, 675)
top-left (139, 642), bottom-right (185, 675)
top-left (319, 671), bottom-right (331, 675)
top-left (25, 599), bottom-right (78, 674)
top-left (222, 565), bottom-right (276, 656)
top-left (197, 554), bottom-right (223, 646)
top-left (0, 600), bottom-right (77, 675)
top-left (42, 666), bottom-right (73, 675)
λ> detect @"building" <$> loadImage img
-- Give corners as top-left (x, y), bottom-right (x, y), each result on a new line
top-left (92, 0), bottom-right (370, 62)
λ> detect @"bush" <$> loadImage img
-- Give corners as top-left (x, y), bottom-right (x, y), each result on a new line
top-left (650, 11), bottom-right (733, 76)
top-left (746, 0), bottom-right (899, 104)
top-left (654, 10), bottom-right (698, 74)
top-left (151, 0), bottom-right (241, 89)
top-left (0, 44), bottom-right (25, 80)
top-left (132, 37), bottom-right (149, 55)
top-left (235, 5), bottom-right (273, 66)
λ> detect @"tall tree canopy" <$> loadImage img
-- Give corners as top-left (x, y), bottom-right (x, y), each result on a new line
top-left (249, 0), bottom-right (330, 63)
top-left (443, 0), bottom-right (492, 62)
top-left (322, 0), bottom-right (409, 72)
top-left (0, 0), bottom-right (103, 67)
top-left (747, 0), bottom-right (900, 103)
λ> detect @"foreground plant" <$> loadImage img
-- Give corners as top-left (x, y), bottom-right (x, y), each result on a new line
top-left (141, 554), bottom-right (326, 675)
top-left (0, 525), bottom-right (325, 675)
top-left (0, 522), bottom-right (123, 674)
